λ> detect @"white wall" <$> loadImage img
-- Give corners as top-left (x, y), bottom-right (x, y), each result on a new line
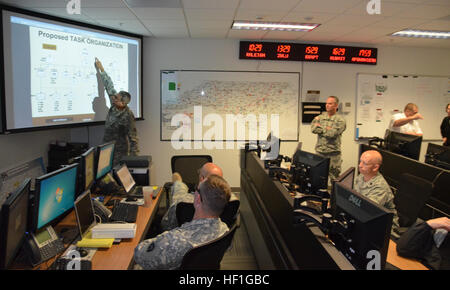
top-left (71, 38), bottom-right (450, 187)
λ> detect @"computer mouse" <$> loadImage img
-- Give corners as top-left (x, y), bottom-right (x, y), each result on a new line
top-left (78, 249), bottom-right (88, 258)
top-left (126, 197), bottom-right (137, 202)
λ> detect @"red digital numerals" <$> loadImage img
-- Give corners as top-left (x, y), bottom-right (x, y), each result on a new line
top-left (305, 46), bottom-right (319, 60)
top-left (277, 45), bottom-right (291, 59)
top-left (246, 43), bottom-right (266, 58)
top-left (330, 47), bottom-right (346, 61)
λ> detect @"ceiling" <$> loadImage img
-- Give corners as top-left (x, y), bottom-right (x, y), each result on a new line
top-left (0, 0), bottom-right (449, 48)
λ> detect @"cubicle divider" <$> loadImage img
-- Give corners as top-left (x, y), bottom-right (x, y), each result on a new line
top-left (239, 149), bottom-right (351, 270)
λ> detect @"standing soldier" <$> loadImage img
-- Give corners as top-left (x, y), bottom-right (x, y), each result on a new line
top-left (311, 96), bottom-right (346, 183)
top-left (94, 57), bottom-right (139, 165)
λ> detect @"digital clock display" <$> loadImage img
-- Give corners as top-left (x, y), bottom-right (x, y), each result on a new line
top-left (239, 41), bottom-right (377, 65)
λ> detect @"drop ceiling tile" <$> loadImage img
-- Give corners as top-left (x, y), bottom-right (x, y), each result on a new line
top-left (235, 9), bottom-right (286, 21)
top-left (131, 7), bottom-right (185, 20)
top-left (82, 7), bottom-right (137, 20)
top-left (182, 0), bottom-right (240, 10)
top-left (184, 9), bottom-right (235, 21)
top-left (239, 0), bottom-right (301, 12)
top-left (293, 0), bottom-right (364, 14)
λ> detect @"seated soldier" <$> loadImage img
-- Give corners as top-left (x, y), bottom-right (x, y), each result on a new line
top-left (134, 175), bottom-right (231, 270)
top-left (355, 150), bottom-right (400, 239)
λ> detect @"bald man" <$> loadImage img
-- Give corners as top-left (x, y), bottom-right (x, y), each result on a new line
top-left (160, 162), bottom-right (224, 231)
top-left (355, 150), bottom-right (400, 238)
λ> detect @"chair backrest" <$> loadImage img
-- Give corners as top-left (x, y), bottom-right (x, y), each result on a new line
top-left (219, 199), bottom-right (240, 228)
top-left (171, 155), bottom-right (213, 192)
top-left (176, 200), bottom-right (241, 228)
top-left (394, 173), bottom-right (434, 227)
top-left (179, 223), bottom-right (238, 270)
top-left (176, 202), bottom-right (195, 227)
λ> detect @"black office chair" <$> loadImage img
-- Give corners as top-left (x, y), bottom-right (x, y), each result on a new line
top-left (394, 173), bottom-right (434, 228)
top-left (176, 202), bottom-right (195, 227)
top-left (179, 223), bottom-right (238, 270)
top-left (171, 155), bottom-right (213, 193)
top-left (176, 200), bottom-right (240, 228)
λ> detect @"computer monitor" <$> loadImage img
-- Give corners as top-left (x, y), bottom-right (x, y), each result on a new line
top-left (291, 150), bottom-right (330, 195)
top-left (114, 163), bottom-right (136, 193)
top-left (0, 178), bottom-right (31, 269)
top-left (425, 143), bottom-right (450, 170)
top-left (74, 190), bottom-right (96, 239)
top-left (330, 167), bottom-right (356, 215)
top-left (331, 182), bottom-right (393, 270)
top-left (0, 157), bottom-right (45, 208)
top-left (260, 132), bottom-right (280, 161)
top-left (96, 142), bottom-right (115, 180)
top-left (384, 130), bottom-right (422, 160)
top-left (81, 147), bottom-right (96, 191)
top-left (30, 163), bottom-right (78, 232)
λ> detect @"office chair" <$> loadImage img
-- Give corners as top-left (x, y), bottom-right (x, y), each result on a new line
top-left (171, 155), bottom-right (213, 193)
top-left (176, 200), bottom-right (241, 228)
top-left (394, 173), bottom-right (434, 228)
top-left (179, 223), bottom-right (238, 270)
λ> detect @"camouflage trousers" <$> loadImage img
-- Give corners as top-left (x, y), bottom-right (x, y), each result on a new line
top-left (316, 151), bottom-right (342, 185)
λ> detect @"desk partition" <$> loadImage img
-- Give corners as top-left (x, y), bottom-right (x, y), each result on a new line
top-left (240, 150), bottom-right (350, 270)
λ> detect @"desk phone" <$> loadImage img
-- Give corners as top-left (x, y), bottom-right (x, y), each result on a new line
top-left (25, 226), bottom-right (65, 266)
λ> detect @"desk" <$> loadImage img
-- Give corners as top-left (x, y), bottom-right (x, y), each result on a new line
top-left (26, 187), bottom-right (162, 270)
top-left (387, 240), bottom-right (429, 270)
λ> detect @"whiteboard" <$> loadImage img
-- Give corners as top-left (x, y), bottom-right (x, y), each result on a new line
top-left (160, 70), bottom-right (300, 141)
top-left (356, 73), bottom-right (450, 140)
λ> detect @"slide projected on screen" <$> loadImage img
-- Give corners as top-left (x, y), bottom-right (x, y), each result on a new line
top-left (2, 9), bottom-right (142, 132)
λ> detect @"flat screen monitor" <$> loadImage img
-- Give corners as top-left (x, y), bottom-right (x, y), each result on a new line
top-left (74, 190), bottom-right (96, 239)
top-left (114, 164), bottom-right (136, 193)
top-left (330, 167), bottom-right (355, 215)
top-left (31, 163), bottom-right (78, 232)
top-left (0, 157), bottom-right (45, 208)
top-left (332, 182), bottom-right (393, 270)
top-left (81, 147), bottom-right (96, 191)
top-left (425, 143), bottom-right (450, 170)
top-left (292, 149), bottom-right (329, 194)
top-left (96, 142), bottom-right (115, 180)
top-left (384, 130), bottom-right (422, 160)
top-left (1, 6), bottom-right (142, 133)
top-left (0, 178), bottom-right (31, 269)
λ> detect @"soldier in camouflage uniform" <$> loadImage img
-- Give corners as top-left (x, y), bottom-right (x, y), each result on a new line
top-left (134, 175), bottom-right (231, 270)
top-left (311, 96), bottom-right (346, 183)
top-left (160, 163), bottom-right (223, 231)
top-left (94, 58), bottom-right (139, 166)
top-left (355, 150), bottom-right (400, 239)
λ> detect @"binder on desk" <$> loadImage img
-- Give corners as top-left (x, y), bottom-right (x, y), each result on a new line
top-left (76, 232), bottom-right (114, 248)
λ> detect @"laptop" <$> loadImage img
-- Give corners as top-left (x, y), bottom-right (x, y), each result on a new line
top-left (74, 190), bottom-right (97, 239)
top-left (114, 163), bottom-right (143, 198)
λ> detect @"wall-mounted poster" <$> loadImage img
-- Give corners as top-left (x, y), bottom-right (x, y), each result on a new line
top-left (160, 70), bottom-right (300, 142)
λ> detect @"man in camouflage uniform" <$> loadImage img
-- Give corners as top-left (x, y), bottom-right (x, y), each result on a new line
top-left (355, 150), bottom-right (400, 239)
top-left (160, 162), bottom-right (223, 231)
top-left (94, 58), bottom-right (139, 166)
top-left (134, 175), bottom-right (231, 270)
top-left (311, 96), bottom-right (346, 183)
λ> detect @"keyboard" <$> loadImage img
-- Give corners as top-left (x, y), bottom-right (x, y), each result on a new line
top-left (110, 203), bottom-right (138, 223)
top-left (50, 258), bottom-right (92, 270)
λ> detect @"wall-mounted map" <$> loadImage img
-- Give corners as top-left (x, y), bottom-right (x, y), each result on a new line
top-left (160, 70), bottom-right (300, 141)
